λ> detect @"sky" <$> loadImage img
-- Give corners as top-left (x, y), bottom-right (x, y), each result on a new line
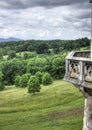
top-left (0, 0), bottom-right (91, 40)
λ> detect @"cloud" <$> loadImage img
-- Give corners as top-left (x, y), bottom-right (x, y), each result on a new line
top-left (0, 0), bottom-right (88, 9)
top-left (0, 0), bottom-right (91, 40)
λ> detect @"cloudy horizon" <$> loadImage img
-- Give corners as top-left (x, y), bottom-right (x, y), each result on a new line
top-left (0, 0), bottom-right (91, 40)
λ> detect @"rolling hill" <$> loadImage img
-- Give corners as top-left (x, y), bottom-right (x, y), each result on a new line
top-left (0, 37), bottom-right (21, 42)
top-left (0, 80), bottom-right (84, 130)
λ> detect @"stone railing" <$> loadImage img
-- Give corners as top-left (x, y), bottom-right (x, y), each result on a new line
top-left (64, 50), bottom-right (92, 88)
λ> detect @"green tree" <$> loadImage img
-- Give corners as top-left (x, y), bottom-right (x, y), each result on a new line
top-left (52, 56), bottom-right (65, 79)
top-left (2, 60), bottom-right (26, 84)
top-left (42, 72), bottom-right (53, 85)
top-left (27, 57), bottom-right (48, 74)
top-left (8, 50), bottom-right (16, 59)
top-left (36, 42), bottom-right (49, 54)
top-left (14, 75), bottom-right (21, 87)
top-left (23, 52), bottom-right (37, 59)
top-left (20, 73), bottom-right (31, 88)
top-left (28, 52), bottom-right (37, 58)
top-left (0, 49), bottom-right (3, 59)
top-left (35, 71), bottom-right (43, 84)
top-left (27, 44), bottom-right (35, 52)
top-left (23, 52), bottom-right (29, 59)
top-left (28, 76), bottom-right (41, 94)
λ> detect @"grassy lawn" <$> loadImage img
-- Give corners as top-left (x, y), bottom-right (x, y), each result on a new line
top-left (0, 80), bottom-right (84, 130)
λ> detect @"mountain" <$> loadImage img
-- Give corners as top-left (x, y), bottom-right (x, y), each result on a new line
top-left (0, 37), bottom-right (21, 42)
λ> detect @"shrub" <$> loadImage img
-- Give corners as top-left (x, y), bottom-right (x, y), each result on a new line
top-left (0, 82), bottom-right (5, 91)
top-left (42, 72), bottom-right (53, 85)
top-left (20, 73), bottom-right (31, 88)
top-left (14, 75), bottom-right (21, 87)
top-left (28, 76), bottom-right (41, 94)
top-left (35, 71), bottom-right (43, 84)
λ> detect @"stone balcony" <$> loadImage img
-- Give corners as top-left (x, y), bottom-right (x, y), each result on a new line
top-left (64, 50), bottom-right (92, 93)
top-left (64, 50), bottom-right (92, 130)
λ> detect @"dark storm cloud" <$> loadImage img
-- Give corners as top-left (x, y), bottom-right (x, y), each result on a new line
top-left (0, 0), bottom-right (88, 9)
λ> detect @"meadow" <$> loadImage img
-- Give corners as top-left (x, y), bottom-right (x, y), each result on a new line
top-left (0, 80), bottom-right (84, 130)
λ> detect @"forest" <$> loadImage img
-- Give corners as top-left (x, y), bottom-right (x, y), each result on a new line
top-left (0, 37), bottom-right (90, 92)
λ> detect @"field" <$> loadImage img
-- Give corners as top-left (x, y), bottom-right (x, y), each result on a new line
top-left (0, 80), bottom-right (84, 130)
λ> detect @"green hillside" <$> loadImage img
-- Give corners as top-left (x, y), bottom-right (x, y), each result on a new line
top-left (0, 80), bottom-right (84, 130)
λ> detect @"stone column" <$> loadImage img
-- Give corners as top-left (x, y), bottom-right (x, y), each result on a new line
top-left (83, 96), bottom-right (92, 130)
top-left (80, 88), bottom-right (92, 130)
top-left (64, 59), bottom-right (68, 78)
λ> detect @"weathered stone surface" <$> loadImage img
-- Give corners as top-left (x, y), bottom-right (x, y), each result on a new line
top-left (83, 97), bottom-right (92, 130)
top-left (64, 50), bottom-right (92, 130)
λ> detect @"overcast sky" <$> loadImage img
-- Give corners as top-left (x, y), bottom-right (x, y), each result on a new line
top-left (0, 0), bottom-right (91, 40)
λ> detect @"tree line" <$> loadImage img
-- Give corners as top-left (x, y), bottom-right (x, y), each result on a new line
top-left (0, 37), bottom-right (90, 56)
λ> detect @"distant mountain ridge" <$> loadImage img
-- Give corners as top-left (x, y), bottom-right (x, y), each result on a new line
top-left (0, 37), bottom-right (21, 42)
